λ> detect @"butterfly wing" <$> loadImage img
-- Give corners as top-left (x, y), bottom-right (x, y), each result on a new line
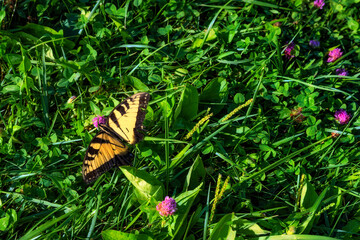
top-left (105, 92), bottom-right (150, 145)
top-left (82, 131), bottom-right (131, 184)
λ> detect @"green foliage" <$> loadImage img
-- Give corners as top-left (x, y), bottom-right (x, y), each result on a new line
top-left (1, 0), bottom-right (360, 239)
top-left (209, 213), bottom-right (236, 240)
top-left (174, 84), bottom-right (198, 121)
top-left (121, 166), bottom-right (164, 203)
top-left (102, 230), bottom-right (153, 240)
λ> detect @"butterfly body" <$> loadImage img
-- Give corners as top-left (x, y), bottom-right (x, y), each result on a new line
top-left (82, 92), bottom-right (150, 184)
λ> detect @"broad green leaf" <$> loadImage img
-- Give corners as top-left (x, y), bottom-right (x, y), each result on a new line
top-left (133, 0), bottom-right (142, 7)
top-left (259, 144), bottom-right (274, 152)
top-left (234, 218), bottom-right (270, 236)
top-left (140, 197), bottom-right (159, 224)
top-left (234, 93), bottom-right (245, 104)
top-left (185, 205), bottom-right (203, 238)
top-left (124, 76), bottom-right (149, 91)
top-left (145, 105), bottom-right (154, 122)
top-left (55, 59), bottom-right (83, 73)
top-left (207, 28), bottom-right (217, 41)
top-left (348, 18), bottom-right (359, 32)
top-left (105, 4), bottom-right (125, 18)
top-left (0, 8), bottom-right (5, 24)
top-left (85, 44), bottom-right (97, 61)
top-left (199, 78), bottom-right (228, 114)
top-left (2, 85), bottom-right (20, 93)
top-left (158, 25), bottom-right (172, 35)
top-left (298, 187), bottom-right (329, 234)
top-left (159, 98), bottom-right (173, 118)
top-left (120, 166), bottom-right (164, 203)
top-left (4, 54), bottom-right (22, 65)
top-left (192, 29), bottom-right (217, 48)
top-left (21, 23), bottom-right (61, 36)
top-left (0, 208), bottom-right (16, 232)
top-left (0, 214), bottom-right (9, 231)
top-left (192, 39), bottom-right (203, 48)
top-left (183, 155), bottom-right (205, 191)
top-left (174, 84), bottom-right (198, 120)
top-left (171, 183), bottom-right (203, 239)
top-left (300, 180), bottom-right (318, 209)
top-left (306, 126), bottom-right (317, 137)
top-left (202, 143), bottom-right (214, 154)
top-left (90, 101), bottom-right (101, 115)
top-left (89, 86), bottom-right (100, 93)
top-left (102, 230), bottom-right (153, 240)
top-left (148, 74), bottom-right (161, 82)
top-left (343, 219), bottom-right (360, 236)
top-left (174, 68), bottom-right (188, 76)
top-left (102, 107), bottom-right (115, 115)
top-left (256, 235), bottom-right (339, 240)
top-left (20, 23), bottom-right (75, 49)
top-left (45, 45), bottom-right (55, 60)
top-left (161, 144), bottom-right (192, 172)
top-left (57, 78), bottom-right (70, 88)
top-left (209, 213), bottom-right (236, 240)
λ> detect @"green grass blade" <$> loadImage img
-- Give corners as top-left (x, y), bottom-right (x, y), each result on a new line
top-left (240, 136), bottom-right (331, 183)
top-left (20, 208), bottom-right (78, 240)
top-left (87, 193), bottom-right (101, 239)
top-left (256, 235), bottom-right (339, 240)
top-left (203, 184), bottom-right (211, 240)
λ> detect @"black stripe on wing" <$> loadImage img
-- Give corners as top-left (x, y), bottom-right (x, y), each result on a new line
top-left (82, 131), bottom-right (132, 184)
top-left (105, 92), bottom-right (150, 144)
top-left (133, 92), bottom-right (150, 143)
top-left (83, 152), bottom-right (132, 184)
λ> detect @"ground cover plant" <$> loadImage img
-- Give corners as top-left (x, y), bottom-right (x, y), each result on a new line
top-left (1, 0), bottom-right (360, 239)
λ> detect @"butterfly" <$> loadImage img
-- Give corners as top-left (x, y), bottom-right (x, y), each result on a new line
top-left (82, 92), bottom-right (150, 184)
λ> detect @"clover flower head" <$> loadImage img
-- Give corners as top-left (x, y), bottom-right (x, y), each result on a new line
top-left (284, 42), bottom-right (295, 59)
top-left (331, 132), bottom-right (340, 138)
top-left (156, 196), bottom-right (177, 217)
top-left (290, 107), bottom-right (305, 123)
top-left (314, 0), bottom-right (325, 9)
top-left (334, 109), bottom-right (351, 125)
top-left (92, 115), bottom-right (106, 128)
top-left (309, 40), bottom-right (320, 48)
top-left (327, 48), bottom-right (343, 63)
top-left (67, 96), bottom-right (77, 104)
top-left (335, 68), bottom-right (348, 76)
top-left (272, 19), bottom-right (282, 27)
